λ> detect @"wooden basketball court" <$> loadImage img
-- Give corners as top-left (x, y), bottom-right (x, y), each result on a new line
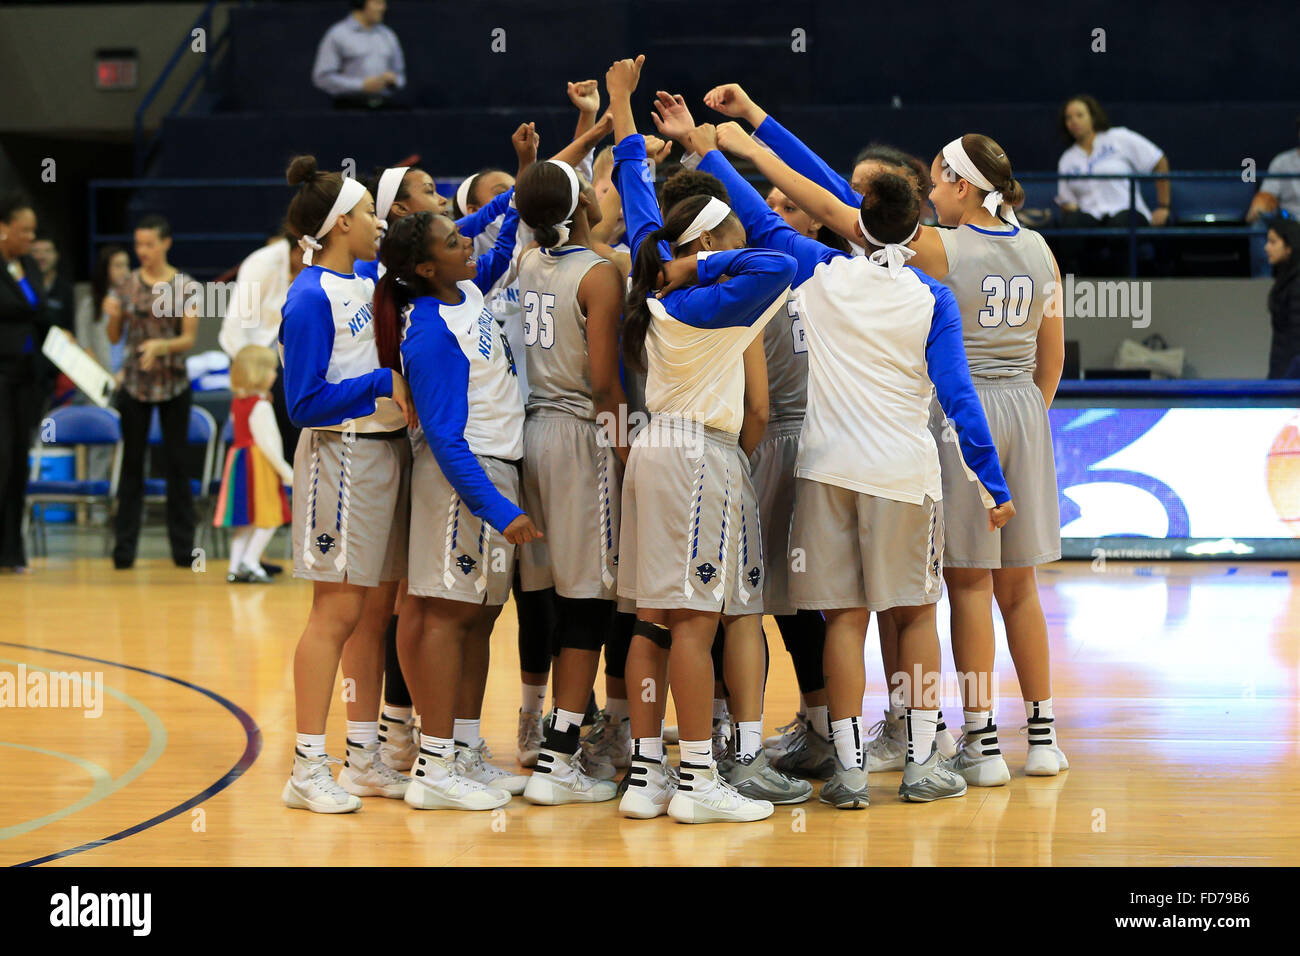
top-left (3, 555), bottom-right (1298, 867)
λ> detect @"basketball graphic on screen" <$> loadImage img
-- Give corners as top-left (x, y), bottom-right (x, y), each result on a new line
top-left (1266, 415), bottom-right (1300, 535)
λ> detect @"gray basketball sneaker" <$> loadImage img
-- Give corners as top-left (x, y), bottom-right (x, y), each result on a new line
top-left (723, 750), bottom-right (812, 804)
top-left (899, 746), bottom-right (969, 803)
top-left (819, 762), bottom-right (870, 809)
top-left (772, 726), bottom-right (836, 780)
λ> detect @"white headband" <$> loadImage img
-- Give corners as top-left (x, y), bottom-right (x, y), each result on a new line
top-left (859, 211), bottom-right (920, 279)
top-left (542, 159), bottom-right (581, 246)
top-left (375, 166), bottom-right (410, 226)
top-left (675, 197), bottom-right (732, 248)
top-left (941, 137), bottom-right (1019, 227)
top-left (298, 176), bottom-right (366, 267)
top-left (455, 176), bottom-right (475, 215)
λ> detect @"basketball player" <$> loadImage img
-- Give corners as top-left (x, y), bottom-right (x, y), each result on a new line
top-left (508, 158), bottom-right (629, 804)
top-left (278, 156), bottom-right (419, 814)
top-left (607, 55), bottom-right (798, 823)
top-left (712, 123), bottom-right (1014, 807)
top-left (372, 192), bottom-right (544, 810)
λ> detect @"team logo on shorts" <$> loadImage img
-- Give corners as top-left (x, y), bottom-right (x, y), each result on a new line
top-left (315, 533), bottom-right (336, 556)
top-left (695, 562), bottom-right (717, 584)
top-left (456, 554), bottom-right (478, 575)
top-left (747, 566), bottom-right (761, 587)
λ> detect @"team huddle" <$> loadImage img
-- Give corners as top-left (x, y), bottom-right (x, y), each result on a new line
top-left (277, 55), bottom-right (1068, 825)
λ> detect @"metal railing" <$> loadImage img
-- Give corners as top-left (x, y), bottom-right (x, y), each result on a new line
top-left (1018, 170), bottom-right (1300, 276)
top-left (89, 171), bottom-right (1300, 280)
top-left (133, 0), bottom-right (234, 175)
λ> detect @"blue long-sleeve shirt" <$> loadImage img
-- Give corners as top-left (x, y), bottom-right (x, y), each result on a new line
top-left (279, 265), bottom-right (402, 432)
top-left (753, 115), bottom-right (862, 208)
top-left (357, 197), bottom-right (520, 284)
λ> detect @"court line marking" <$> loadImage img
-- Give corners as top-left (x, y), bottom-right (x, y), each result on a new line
top-left (0, 640), bottom-right (261, 867)
top-left (0, 743), bottom-right (115, 838)
top-left (0, 659), bottom-right (166, 841)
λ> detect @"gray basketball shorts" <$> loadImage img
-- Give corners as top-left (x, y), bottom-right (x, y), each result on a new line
top-left (292, 428), bottom-right (411, 588)
top-left (788, 477), bottom-right (944, 612)
top-left (930, 373), bottom-right (1061, 569)
top-left (617, 415), bottom-right (764, 616)
top-left (748, 419), bottom-right (802, 616)
top-left (406, 431), bottom-right (520, 606)
top-left (519, 409), bottom-right (622, 600)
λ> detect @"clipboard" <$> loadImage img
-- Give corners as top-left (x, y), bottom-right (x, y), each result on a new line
top-left (41, 326), bottom-right (117, 408)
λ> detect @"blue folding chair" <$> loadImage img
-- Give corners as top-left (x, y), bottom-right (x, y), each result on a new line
top-left (26, 405), bottom-right (123, 557)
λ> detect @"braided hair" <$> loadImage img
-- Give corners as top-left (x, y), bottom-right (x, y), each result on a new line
top-left (372, 211), bottom-right (438, 371)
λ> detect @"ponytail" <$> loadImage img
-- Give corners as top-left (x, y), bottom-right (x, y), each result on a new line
top-left (622, 224), bottom-right (675, 372)
top-left (373, 211), bottom-right (437, 372)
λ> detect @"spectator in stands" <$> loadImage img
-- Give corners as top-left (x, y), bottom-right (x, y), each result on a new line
top-left (312, 0), bottom-right (406, 110)
top-left (105, 215), bottom-right (199, 570)
top-left (0, 192), bottom-right (49, 573)
top-left (30, 235), bottom-right (75, 406)
top-left (78, 245), bottom-right (131, 375)
top-left (1055, 95), bottom-right (1171, 275)
top-left (218, 230), bottom-right (305, 462)
top-left (1265, 218), bottom-right (1300, 378)
top-left (1247, 116), bottom-right (1300, 223)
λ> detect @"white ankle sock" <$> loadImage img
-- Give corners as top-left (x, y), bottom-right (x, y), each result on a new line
top-left (296, 733), bottom-right (326, 759)
top-left (680, 738), bottom-right (712, 768)
top-left (521, 683), bottom-right (546, 714)
top-left (1025, 697), bottom-right (1057, 748)
top-left (346, 720), bottom-right (378, 747)
top-left (606, 697), bottom-right (629, 721)
top-left (419, 734), bottom-right (454, 760)
top-left (382, 704), bottom-right (413, 723)
top-left (553, 707), bottom-right (584, 733)
top-left (633, 736), bottom-right (664, 761)
top-left (830, 716), bottom-right (863, 769)
top-left (807, 704), bottom-right (830, 739)
top-left (453, 718), bottom-right (482, 749)
top-left (963, 710), bottom-right (992, 734)
top-left (905, 709), bottom-right (938, 763)
top-left (734, 720), bottom-right (762, 760)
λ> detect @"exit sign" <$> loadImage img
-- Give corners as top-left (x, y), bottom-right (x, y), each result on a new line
top-left (95, 48), bottom-right (138, 91)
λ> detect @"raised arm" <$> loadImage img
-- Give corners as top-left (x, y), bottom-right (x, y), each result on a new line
top-left (456, 187), bottom-right (514, 239)
top-left (669, 249), bottom-right (796, 329)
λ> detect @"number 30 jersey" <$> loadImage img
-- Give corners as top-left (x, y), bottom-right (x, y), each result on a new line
top-left (517, 245), bottom-right (608, 421)
top-left (936, 222), bottom-right (1057, 379)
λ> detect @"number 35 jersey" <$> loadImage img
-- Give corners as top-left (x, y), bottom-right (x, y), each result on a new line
top-left (516, 245), bottom-right (609, 421)
top-left (936, 222), bottom-right (1057, 379)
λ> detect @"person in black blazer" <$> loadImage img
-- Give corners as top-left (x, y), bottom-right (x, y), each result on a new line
top-left (0, 192), bottom-right (50, 572)
top-left (1265, 218), bottom-right (1300, 379)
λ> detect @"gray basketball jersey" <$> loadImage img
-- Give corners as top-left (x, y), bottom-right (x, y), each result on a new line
top-left (763, 291), bottom-right (808, 424)
top-left (937, 224), bottom-right (1057, 377)
top-left (518, 245), bottom-right (607, 419)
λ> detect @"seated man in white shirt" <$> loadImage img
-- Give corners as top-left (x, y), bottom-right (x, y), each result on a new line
top-left (1247, 116), bottom-right (1300, 223)
top-left (311, 0), bottom-right (407, 110)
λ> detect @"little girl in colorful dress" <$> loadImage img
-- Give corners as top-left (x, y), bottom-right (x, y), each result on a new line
top-left (214, 345), bottom-right (294, 583)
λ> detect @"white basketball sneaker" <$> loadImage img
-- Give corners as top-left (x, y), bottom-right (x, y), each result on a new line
top-left (339, 740), bottom-right (412, 798)
top-left (668, 764), bottom-right (775, 823)
top-left (942, 724), bottom-right (1011, 787)
top-left (455, 741), bottom-right (529, 795)
top-left (516, 709), bottom-right (544, 768)
top-left (524, 749), bottom-right (619, 805)
top-left (405, 751), bottom-right (510, 811)
top-left (863, 712), bottom-right (907, 772)
top-left (935, 716), bottom-right (958, 760)
top-left (1025, 743), bottom-right (1070, 776)
top-left (378, 715), bottom-right (419, 771)
top-left (282, 751), bottom-right (362, 814)
top-left (619, 755), bottom-right (678, 819)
